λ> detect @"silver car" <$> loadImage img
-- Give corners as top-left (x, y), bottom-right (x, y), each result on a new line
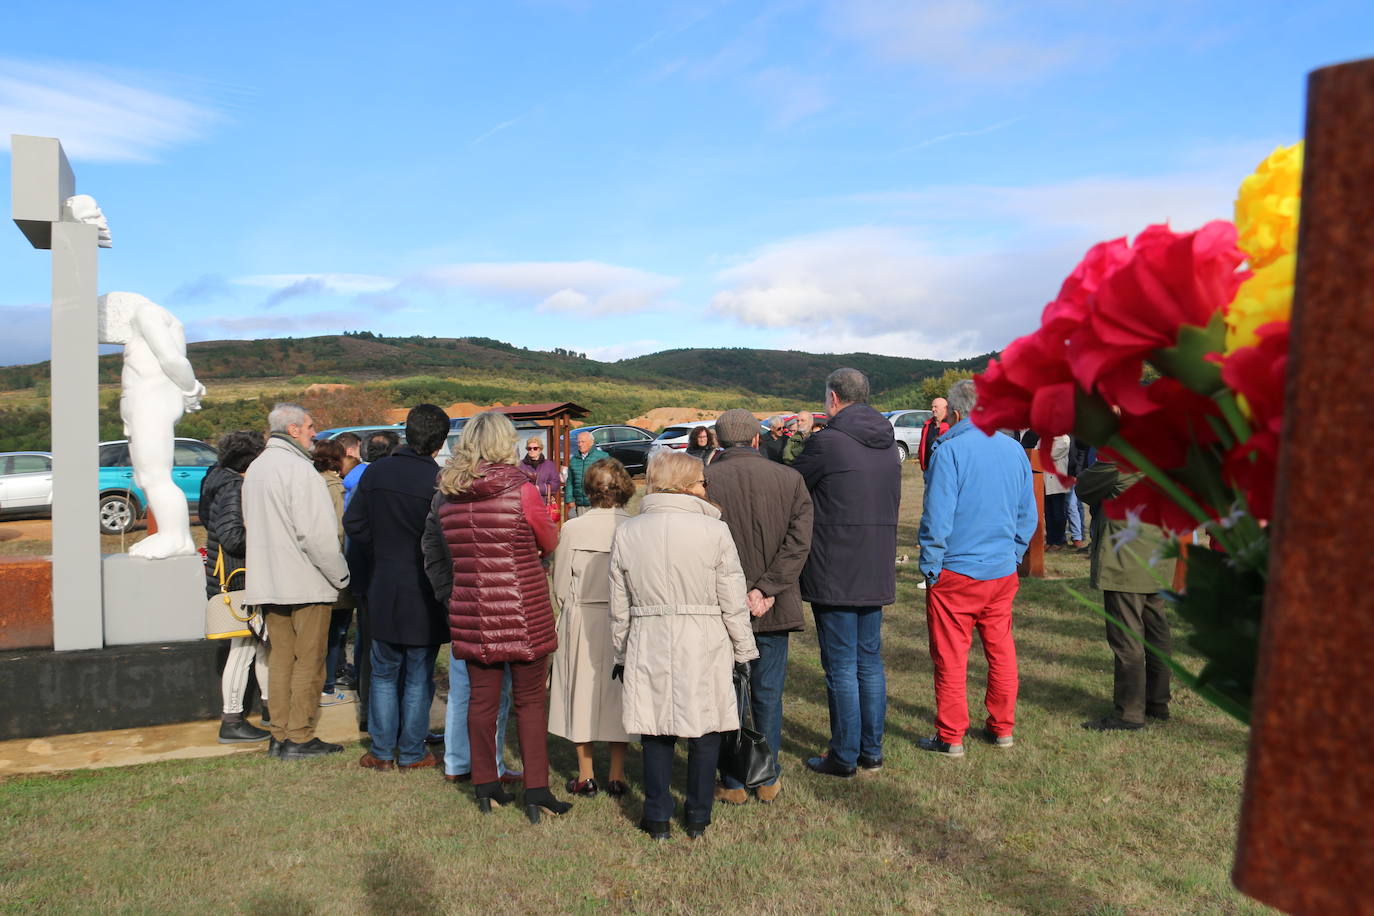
top-left (0, 451), bottom-right (53, 519)
top-left (887, 409), bottom-right (932, 463)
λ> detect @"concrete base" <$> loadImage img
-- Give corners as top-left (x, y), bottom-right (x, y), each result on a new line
top-left (0, 640), bottom-right (232, 741)
top-left (102, 553), bottom-right (205, 645)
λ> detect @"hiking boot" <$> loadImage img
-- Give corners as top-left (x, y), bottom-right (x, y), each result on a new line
top-left (713, 785), bottom-right (747, 805)
top-left (1081, 716), bottom-right (1144, 731)
top-left (804, 753), bottom-right (856, 778)
top-left (917, 736), bottom-right (965, 757)
top-left (218, 717), bottom-right (271, 744)
top-left (279, 738), bottom-right (345, 759)
top-left (857, 754), bottom-right (884, 771)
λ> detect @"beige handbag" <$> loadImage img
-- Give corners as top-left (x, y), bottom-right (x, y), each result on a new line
top-left (204, 549), bottom-right (258, 640)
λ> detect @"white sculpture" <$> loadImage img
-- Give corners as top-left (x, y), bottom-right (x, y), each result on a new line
top-left (65, 195), bottom-right (112, 248)
top-left (98, 292), bottom-right (207, 559)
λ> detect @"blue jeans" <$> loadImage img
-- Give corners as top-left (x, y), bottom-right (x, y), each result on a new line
top-left (445, 655), bottom-right (512, 778)
top-left (323, 608), bottom-right (353, 693)
top-left (721, 632), bottom-right (789, 789)
top-left (812, 605), bottom-right (886, 768)
top-left (1067, 487), bottom-right (1085, 542)
top-left (368, 641), bottom-right (440, 766)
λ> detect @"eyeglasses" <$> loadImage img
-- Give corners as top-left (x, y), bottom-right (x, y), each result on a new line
top-left (527, 446), bottom-right (542, 451)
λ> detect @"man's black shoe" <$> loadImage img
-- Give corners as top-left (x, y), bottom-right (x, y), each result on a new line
top-left (278, 738), bottom-right (345, 759)
top-left (639, 818), bottom-right (671, 841)
top-left (857, 755), bottom-right (883, 772)
top-left (266, 737), bottom-right (282, 758)
top-left (1081, 716), bottom-right (1144, 731)
top-left (1146, 707), bottom-right (1170, 723)
top-left (917, 736), bottom-right (965, 757)
top-left (804, 753), bottom-right (856, 778)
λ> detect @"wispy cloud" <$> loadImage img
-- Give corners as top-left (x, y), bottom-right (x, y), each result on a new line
top-left (237, 273), bottom-right (398, 294)
top-left (469, 114), bottom-right (529, 147)
top-left (191, 310), bottom-right (370, 336)
top-left (165, 274), bottom-right (233, 307)
top-left (419, 261), bottom-right (679, 315)
top-left (0, 58), bottom-right (219, 163)
top-left (899, 116), bottom-right (1024, 153)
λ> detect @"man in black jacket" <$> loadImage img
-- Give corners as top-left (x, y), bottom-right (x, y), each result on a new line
top-left (343, 404), bottom-right (450, 772)
top-left (706, 409), bottom-right (814, 804)
top-left (788, 369), bottom-right (901, 778)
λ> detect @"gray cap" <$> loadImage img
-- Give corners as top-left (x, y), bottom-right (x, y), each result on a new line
top-left (715, 409), bottom-right (761, 447)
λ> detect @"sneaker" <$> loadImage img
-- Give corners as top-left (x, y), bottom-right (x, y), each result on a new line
top-left (804, 753), bottom-right (856, 778)
top-left (1081, 716), bottom-right (1144, 731)
top-left (218, 718), bottom-right (271, 744)
top-left (917, 580), bottom-right (927, 590)
top-left (917, 736), bottom-right (965, 757)
top-left (278, 738), bottom-right (345, 759)
top-left (973, 727), bottom-right (1014, 748)
top-left (857, 754), bottom-right (883, 771)
top-left (319, 691), bottom-right (355, 707)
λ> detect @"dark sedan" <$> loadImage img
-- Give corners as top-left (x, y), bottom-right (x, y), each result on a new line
top-left (567, 425), bottom-right (656, 475)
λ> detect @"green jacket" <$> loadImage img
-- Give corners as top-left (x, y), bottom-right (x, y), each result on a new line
top-left (1076, 461), bottom-right (1177, 594)
top-left (564, 446), bottom-right (612, 506)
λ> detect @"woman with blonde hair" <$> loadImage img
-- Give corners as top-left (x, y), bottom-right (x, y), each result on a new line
top-left (610, 451), bottom-right (758, 840)
top-left (422, 411), bottom-right (571, 822)
top-left (549, 458), bottom-right (636, 798)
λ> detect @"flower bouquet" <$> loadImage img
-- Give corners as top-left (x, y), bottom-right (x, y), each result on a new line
top-left (971, 144), bottom-right (1303, 725)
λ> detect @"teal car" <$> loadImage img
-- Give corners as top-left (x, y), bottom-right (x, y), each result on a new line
top-left (98, 438), bottom-right (219, 535)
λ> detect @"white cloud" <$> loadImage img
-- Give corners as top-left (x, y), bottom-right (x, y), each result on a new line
top-left (0, 59), bottom-right (218, 163)
top-left (828, 0), bottom-right (1079, 82)
top-left (581, 339), bottom-right (666, 362)
top-left (236, 273), bottom-right (398, 294)
top-left (420, 261), bottom-right (679, 315)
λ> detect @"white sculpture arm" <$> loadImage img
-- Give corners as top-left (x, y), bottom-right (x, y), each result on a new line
top-left (133, 305), bottom-right (204, 411)
top-left (64, 194), bottom-right (112, 248)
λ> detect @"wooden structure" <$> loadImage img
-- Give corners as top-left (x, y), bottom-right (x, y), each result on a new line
top-left (1233, 57), bottom-right (1374, 915)
top-left (487, 402), bottom-right (590, 473)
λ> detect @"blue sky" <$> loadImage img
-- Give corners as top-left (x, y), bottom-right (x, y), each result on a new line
top-left (1, 1), bottom-right (1368, 367)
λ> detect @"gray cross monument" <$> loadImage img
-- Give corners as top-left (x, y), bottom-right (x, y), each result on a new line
top-left (11, 134), bottom-right (105, 651)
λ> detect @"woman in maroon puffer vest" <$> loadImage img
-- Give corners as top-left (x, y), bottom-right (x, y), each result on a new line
top-left (422, 411), bottom-right (570, 822)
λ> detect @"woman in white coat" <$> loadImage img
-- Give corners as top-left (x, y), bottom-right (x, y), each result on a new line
top-left (610, 451), bottom-right (758, 841)
top-left (549, 458), bottom-right (635, 798)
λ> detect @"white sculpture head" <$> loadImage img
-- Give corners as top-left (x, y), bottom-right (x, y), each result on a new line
top-left (65, 194), bottom-right (112, 248)
top-left (97, 291), bottom-right (151, 346)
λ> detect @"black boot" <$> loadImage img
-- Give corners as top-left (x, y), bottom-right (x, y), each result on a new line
top-left (524, 786), bottom-right (572, 823)
top-left (474, 781), bottom-right (515, 814)
top-left (218, 715), bottom-right (270, 744)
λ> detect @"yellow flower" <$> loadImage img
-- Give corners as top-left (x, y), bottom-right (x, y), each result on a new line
top-left (1225, 254), bottom-right (1295, 353)
top-left (1234, 142), bottom-right (1302, 269)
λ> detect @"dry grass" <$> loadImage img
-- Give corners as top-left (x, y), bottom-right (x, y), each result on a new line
top-left (0, 465), bottom-right (1267, 914)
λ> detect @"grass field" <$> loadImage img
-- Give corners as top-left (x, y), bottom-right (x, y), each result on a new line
top-left (0, 465), bottom-right (1265, 914)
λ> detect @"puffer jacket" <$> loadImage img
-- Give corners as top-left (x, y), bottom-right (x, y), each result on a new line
top-left (609, 493), bottom-right (758, 738)
top-left (200, 465), bottom-right (247, 598)
top-left (426, 462), bottom-right (557, 664)
top-left (564, 446), bottom-right (612, 507)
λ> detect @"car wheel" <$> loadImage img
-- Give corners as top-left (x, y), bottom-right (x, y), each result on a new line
top-left (896, 441), bottom-right (909, 463)
top-left (99, 493), bottom-right (137, 535)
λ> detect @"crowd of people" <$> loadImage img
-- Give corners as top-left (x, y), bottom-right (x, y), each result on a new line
top-left (198, 367), bottom-right (1172, 839)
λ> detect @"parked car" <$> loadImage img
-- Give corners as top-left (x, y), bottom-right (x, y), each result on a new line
top-left (887, 409), bottom-right (933, 463)
top-left (98, 438), bottom-right (219, 535)
top-left (565, 424), bottom-right (656, 475)
top-left (647, 419), bottom-right (719, 462)
top-left (0, 451), bottom-right (53, 520)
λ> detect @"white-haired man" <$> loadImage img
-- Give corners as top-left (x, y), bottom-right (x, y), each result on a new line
top-left (243, 403), bottom-right (351, 759)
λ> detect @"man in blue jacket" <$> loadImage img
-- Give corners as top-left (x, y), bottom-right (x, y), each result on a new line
top-left (917, 379), bottom-right (1037, 757)
top-left (789, 368), bottom-right (901, 778)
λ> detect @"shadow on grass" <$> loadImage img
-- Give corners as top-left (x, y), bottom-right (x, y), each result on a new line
top-left (362, 847), bottom-right (440, 916)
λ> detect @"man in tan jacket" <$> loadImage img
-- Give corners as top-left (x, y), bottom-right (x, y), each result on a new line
top-left (243, 403), bottom-right (351, 759)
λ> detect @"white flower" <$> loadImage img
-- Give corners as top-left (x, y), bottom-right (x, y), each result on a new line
top-left (1110, 508), bottom-right (1144, 555)
top-left (1218, 503), bottom-right (1249, 530)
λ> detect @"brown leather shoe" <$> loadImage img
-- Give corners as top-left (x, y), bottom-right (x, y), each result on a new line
top-left (499, 769), bottom-right (524, 785)
top-left (445, 772), bottom-right (472, 783)
top-left (359, 751), bottom-right (395, 771)
top-left (398, 751), bottom-right (440, 771)
top-left (714, 785), bottom-right (747, 805)
top-left (756, 780), bottom-right (782, 803)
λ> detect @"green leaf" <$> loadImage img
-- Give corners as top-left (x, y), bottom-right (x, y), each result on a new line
top-left (1148, 312), bottom-right (1227, 396)
top-left (1073, 388), bottom-right (1119, 446)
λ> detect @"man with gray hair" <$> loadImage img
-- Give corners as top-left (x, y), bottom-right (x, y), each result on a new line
top-left (760, 415), bottom-right (789, 463)
top-left (917, 379), bottom-right (1037, 757)
top-left (243, 403), bottom-right (351, 759)
top-left (705, 408), bottom-right (813, 803)
top-left (788, 368), bottom-right (901, 778)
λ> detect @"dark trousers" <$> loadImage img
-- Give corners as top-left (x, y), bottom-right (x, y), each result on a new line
top-left (1104, 590), bottom-right (1173, 724)
top-left (354, 599), bottom-right (372, 727)
top-left (1044, 493), bottom-right (1068, 546)
top-left (467, 657), bottom-right (550, 788)
top-left (642, 732), bottom-right (723, 825)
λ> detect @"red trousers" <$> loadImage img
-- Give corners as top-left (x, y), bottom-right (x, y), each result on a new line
top-left (467, 657), bottom-right (550, 788)
top-left (926, 569), bottom-right (1019, 744)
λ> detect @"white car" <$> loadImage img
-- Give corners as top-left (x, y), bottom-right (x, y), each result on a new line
top-left (887, 409), bottom-right (932, 463)
top-left (0, 451), bottom-right (53, 519)
top-left (648, 419), bottom-right (718, 462)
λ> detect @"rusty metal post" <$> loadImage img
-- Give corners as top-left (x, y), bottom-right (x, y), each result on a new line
top-left (1018, 448), bottom-right (1046, 578)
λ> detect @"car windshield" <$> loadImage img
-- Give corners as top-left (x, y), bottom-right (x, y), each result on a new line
top-left (656, 426), bottom-right (690, 440)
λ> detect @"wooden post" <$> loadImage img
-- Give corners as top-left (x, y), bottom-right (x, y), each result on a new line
top-left (1233, 56), bottom-right (1374, 915)
top-left (1018, 448), bottom-right (1045, 578)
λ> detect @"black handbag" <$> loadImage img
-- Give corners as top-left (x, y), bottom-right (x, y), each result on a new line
top-left (719, 666), bottom-right (779, 789)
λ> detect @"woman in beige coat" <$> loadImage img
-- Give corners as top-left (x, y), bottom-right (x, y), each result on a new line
top-left (549, 458), bottom-right (635, 798)
top-left (313, 439), bottom-right (355, 707)
top-left (610, 451), bottom-right (758, 841)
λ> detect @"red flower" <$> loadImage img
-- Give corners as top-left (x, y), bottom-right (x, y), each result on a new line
top-left (1219, 322), bottom-right (1288, 520)
top-left (1068, 222), bottom-right (1248, 411)
top-left (1100, 474), bottom-right (1204, 536)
